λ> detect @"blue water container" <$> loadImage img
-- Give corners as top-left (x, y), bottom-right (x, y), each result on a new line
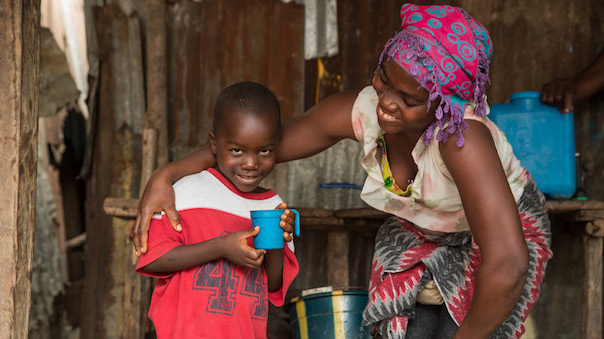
top-left (288, 289), bottom-right (371, 339)
top-left (489, 91), bottom-right (576, 199)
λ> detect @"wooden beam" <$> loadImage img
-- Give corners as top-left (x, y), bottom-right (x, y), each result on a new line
top-left (66, 233), bottom-right (87, 249)
top-left (335, 208), bottom-right (389, 219)
top-left (581, 236), bottom-right (603, 339)
top-left (145, 0), bottom-right (169, 167)
top-left (0, 0), bottom-right (40, 336)
top-left (545, 200), bottom-right (604, 213)
top-left (121, 129), bottom-right (158, 339)
top-left (104, 197), bottom-right (138, 218)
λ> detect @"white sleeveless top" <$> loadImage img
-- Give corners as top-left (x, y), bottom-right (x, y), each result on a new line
top-left (351, 86), bottom-right (528, 233)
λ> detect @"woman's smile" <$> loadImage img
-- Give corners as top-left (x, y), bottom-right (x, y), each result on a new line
top-left (377, 106), bottom-right (401, 122)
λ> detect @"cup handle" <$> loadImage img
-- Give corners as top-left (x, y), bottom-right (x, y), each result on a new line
top-left (290, 209), bottom-right (301, 236)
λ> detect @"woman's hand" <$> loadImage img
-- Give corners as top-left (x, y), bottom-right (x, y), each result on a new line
top-left (133, 169), bottom-right (182, 256)
top-left (275, 203), bottom-right (295, 242)
top-left (221, 227), bottom-right (267, 268)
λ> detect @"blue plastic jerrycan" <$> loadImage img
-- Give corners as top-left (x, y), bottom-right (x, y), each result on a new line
top-left (489, 91), bottom-right (576, 199)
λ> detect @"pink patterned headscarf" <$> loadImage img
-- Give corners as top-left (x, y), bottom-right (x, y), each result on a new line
top-left (379, 4), bottom-right (493, 146)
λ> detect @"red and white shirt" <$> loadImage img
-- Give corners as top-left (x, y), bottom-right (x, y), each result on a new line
top-left (136, 168), bottom-right (298, 339)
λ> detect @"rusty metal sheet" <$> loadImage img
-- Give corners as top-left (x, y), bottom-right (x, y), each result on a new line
top-left (166, 0), bottom-right (305, 159)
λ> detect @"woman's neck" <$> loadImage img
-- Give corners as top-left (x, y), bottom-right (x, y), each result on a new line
top-left (387, 129), bottom-right (425, 148)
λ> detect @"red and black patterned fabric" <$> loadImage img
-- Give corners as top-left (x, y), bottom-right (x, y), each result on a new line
top-left (363, 179), bottom-right (552, 338)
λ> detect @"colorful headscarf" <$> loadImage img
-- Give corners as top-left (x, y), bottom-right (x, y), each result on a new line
top-left (378, 4), bottom-right (493, 146)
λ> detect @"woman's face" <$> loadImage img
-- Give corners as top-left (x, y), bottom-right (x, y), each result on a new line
top-left (372, 58), bottom-right (437, 136)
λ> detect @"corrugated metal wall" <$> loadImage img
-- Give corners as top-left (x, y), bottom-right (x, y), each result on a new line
top-left (166, 0), bottom-right (305, 157)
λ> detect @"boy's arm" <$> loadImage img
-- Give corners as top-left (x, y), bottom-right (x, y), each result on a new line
top-left (140, 227), bottom-right (267, 274)
top-left (263, 250), bottom-right (284, 292)
top-left (142, 236), bottom-right (225, 273)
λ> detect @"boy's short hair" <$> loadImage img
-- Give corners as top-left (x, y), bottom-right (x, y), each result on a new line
top-left (213, 82), bottom-right (281, 135)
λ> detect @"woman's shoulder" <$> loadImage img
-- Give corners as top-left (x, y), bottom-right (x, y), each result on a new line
top-left (438, 119), bottom-right (495, 159)
top-left (349, 86), bottom-right (380, 142)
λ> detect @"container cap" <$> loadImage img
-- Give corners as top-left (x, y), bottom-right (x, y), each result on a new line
top-left (510, 91), bottom-right (540, 101)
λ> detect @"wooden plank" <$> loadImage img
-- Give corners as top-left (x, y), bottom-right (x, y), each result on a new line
top-left (121, 129), bottom-right (158, 339)
top-left (104, 197), bottom-right (138, 218)
top-left (300, 217), bottom-right (343, 228)
top-left (296, 207), bottom-right (336, 218)
top-left (327, 231), bottom-right (349, 289)
top-left (145, 0), bottom-right (169, 167)
top-left (335, 208), bottom-right (389, 219)
top-left (80, 7), bottom-right (117, 336)
top-left (82, 5), bottom-right (145, 337)
top-left (584, 221), bottom-right (604, 238)
top-left (0, 0), bottom-right (40, 337)
top-left (545, 200), bottom-right (604, 213)
top-left (66, 234), bottom-right (87, 249)
top-left (581, 236), bottom-right (603, 339)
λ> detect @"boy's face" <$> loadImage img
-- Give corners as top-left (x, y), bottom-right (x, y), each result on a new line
top-left (210, 109), bottom-right (280, 193)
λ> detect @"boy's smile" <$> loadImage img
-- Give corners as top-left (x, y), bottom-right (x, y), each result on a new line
top-left (210, 110), bottom-right (280, 193)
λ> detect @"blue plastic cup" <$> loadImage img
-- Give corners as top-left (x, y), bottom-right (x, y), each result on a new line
top-left (251, 209), bottom-right (301, 249)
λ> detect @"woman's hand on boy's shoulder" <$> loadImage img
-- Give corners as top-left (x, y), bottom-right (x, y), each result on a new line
top-left (275, 203), bottom-right (295, 242)
top-left (133, 168), bottom-right (182, 256)
top-left (221, 227), bottom-right (266, 268)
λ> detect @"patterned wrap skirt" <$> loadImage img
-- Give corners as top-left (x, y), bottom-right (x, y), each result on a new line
top-left (362, 179), bottom-right (553, 338)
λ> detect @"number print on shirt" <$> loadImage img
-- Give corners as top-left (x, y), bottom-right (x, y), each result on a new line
top-left (193, 258), bottom-right (241, 315)
top-left (192, 231), bottom-right (268, 317)
top-left (241, 267), bottom-right (268, 319)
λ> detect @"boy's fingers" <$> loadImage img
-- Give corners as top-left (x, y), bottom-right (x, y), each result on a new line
top-left (250, 251), bottom-right (265, 267)
top-left (280, 220), bottom-right (294, 233)
top-left (283, 232), bottom-right (293, 242)
top-left (243, 226), bottom-right (261, 239)
top-left (281, 211), bottom-right (295, 224)
top-left (275, 202), bottom-right (288, 210)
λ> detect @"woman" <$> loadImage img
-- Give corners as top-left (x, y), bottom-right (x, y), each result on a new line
top-left (133, 4), bottom-right (551, 338)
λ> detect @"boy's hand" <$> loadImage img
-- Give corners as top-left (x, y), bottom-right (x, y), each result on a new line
top-left (275, 203), bottom-right (295, 242)
top-left (221, 227), bottom-right (266, 268)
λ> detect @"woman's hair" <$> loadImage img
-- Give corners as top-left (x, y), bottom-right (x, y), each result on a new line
top-left (213, 81), bottom-right (281, 135)
top-left (379, 4), bottom-right (493, 147)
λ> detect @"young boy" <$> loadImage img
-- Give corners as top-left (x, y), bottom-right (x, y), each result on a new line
top-left (136, 82), bottom-right (299, 339)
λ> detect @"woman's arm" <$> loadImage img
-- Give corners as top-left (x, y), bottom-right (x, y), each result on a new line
top-left (440, 120), bottom-right (529, 339)
top-left (134, 89), bottom-right (360, 254)
top-left (275, 89), bottom-right (359, 162)
top-left (142, 227), bottom-right (266, 273)
top-left (133, 145), bottom-right (216, 255)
